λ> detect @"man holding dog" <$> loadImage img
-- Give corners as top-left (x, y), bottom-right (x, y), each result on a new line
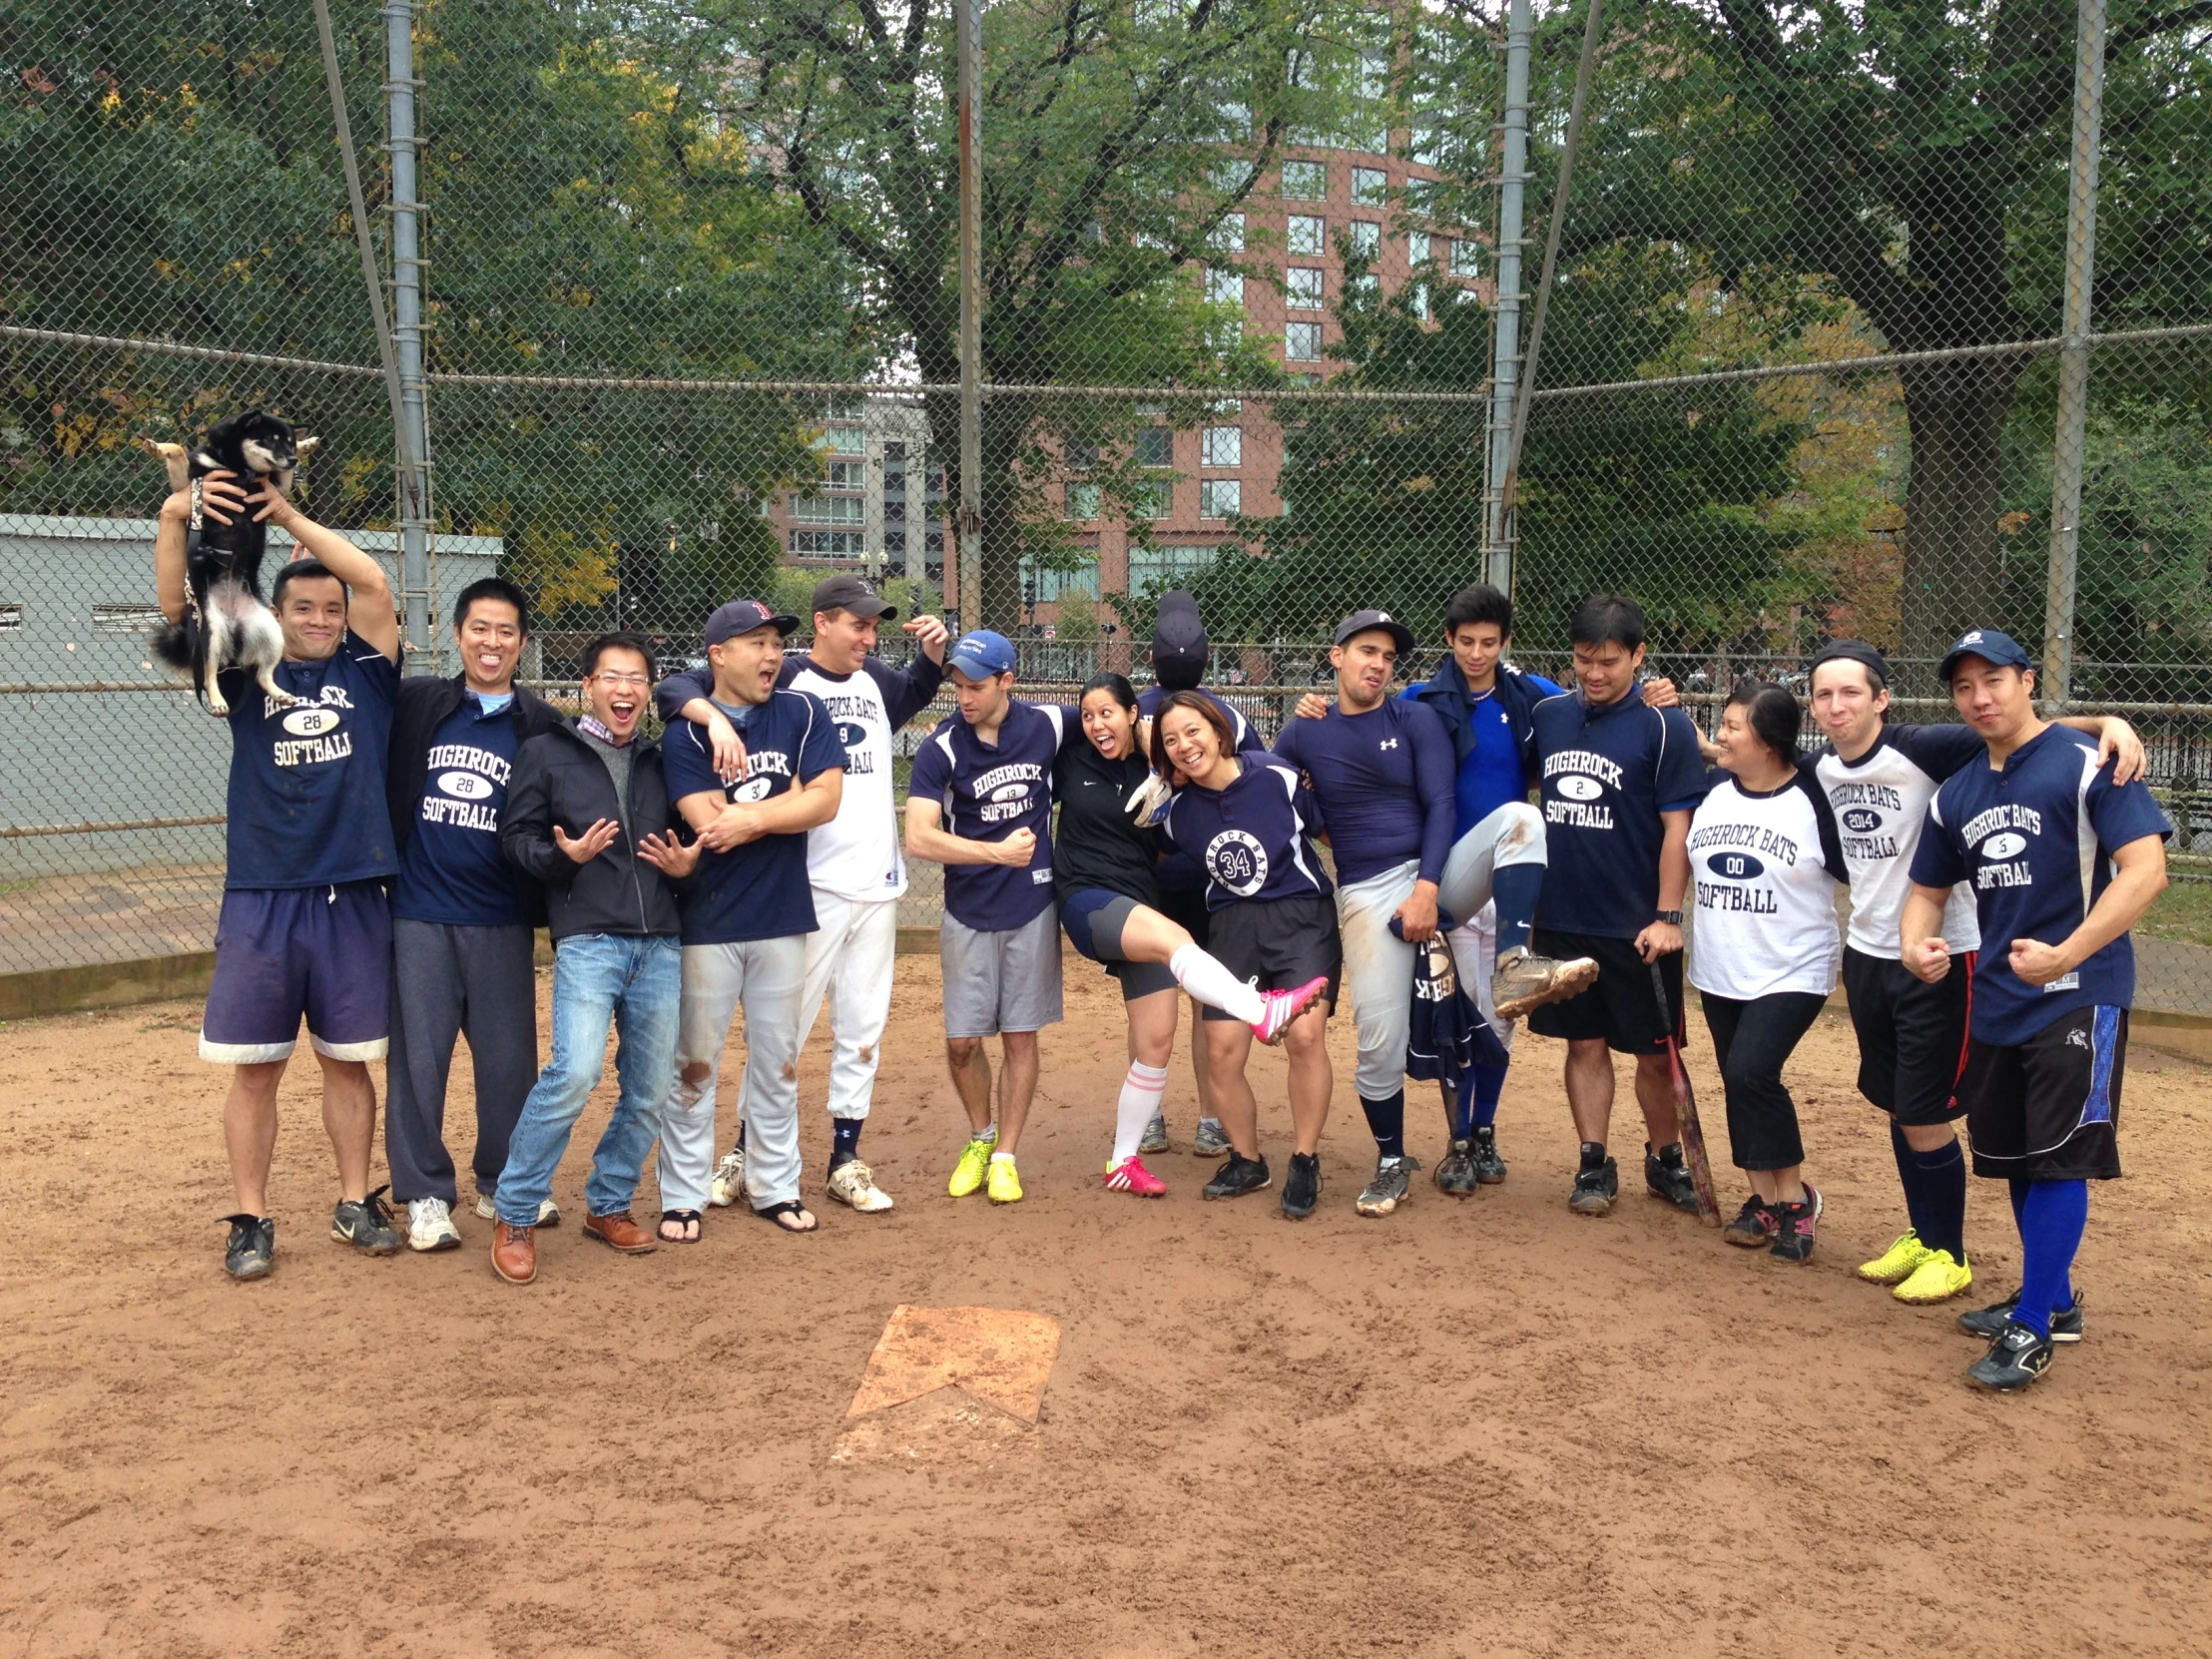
top-left (156, 466), bottom-right (406, 1281)
top-left (382, 577), bottom-right (566, 1253)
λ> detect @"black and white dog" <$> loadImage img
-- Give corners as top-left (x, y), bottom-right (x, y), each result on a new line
top-left (140, 410), bottom-right (320, 717)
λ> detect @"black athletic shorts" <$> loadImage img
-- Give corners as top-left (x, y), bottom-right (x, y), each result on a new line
top-left (1841, 945), bottom-right (1973, 1124)
top-left (1524, 928), bottom-right (1686, 1056)
top-left (1202, 893), bottom-right (1341, 1022)
top-left (1957, 1004), bottom-right (2126, 1182)
top-left (1154, 881), bottom-right (1212, 949)
top-left (1059, 887), bottom-right (1178, 1001)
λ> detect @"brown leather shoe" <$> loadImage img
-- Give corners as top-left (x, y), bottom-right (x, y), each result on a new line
top-left (491, 1222), bottom-right (536, 1285)
top-left (583, 1210), bottom-right (658, 1254)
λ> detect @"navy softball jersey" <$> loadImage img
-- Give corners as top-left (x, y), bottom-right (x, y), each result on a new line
top-left (219, 633), bottom-right (399, 889)
top-left (1910, 723), bottom-right (2170, 1046)
top-left (1136, 684), bottom-right (1269, 891)
top-left (1529, 683), bottom-right (1708, 938)
top-left (662, 688), bottom-right (846, 944)
top-left (910, 700), bottom-right (1072, 931)
top-left (1161, 760), bottom-right (1334, 908)
top-left (390, 693), bottom-right (527, 927)
top-left (1272, 698), bottom-right (1455, 885)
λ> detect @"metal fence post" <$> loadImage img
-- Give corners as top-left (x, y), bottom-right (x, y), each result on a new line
top-left (2041, 0), bottom-right (2108, 714)
top-left (956, 0), bottom-right (983, 633)
top-left (384, 0), bottom-right (434, 668)
top-left (1482, 0), bottom-right (1533, 592)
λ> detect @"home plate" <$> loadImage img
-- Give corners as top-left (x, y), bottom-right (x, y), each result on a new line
top-left (831, 1305), bottom-right (1059, 1465)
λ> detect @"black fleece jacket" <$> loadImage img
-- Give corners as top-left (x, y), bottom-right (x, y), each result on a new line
top-left (501, 721), bottom-right (688, 940)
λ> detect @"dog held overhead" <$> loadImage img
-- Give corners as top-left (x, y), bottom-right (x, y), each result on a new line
top-left (139, 409), bottom-right (321, 718)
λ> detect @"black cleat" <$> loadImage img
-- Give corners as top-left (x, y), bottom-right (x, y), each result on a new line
top-left (1645, 1142), bottom-right (1700, 1214)
top-left (1966, 1320), bottom-right (2056, 1391)
top-left (223, 1214), bottom-right (275, 1281)
top-left (1202, 1152), bottom-right (1272, 1201)
top-left (1568, 1156), bottom-right (1619, 1216)
top-left (1433, 1139), bottom-right (1480, 1197)
top-left (1723, 1196), bottom-right (1777, 1249)
top-left (1468, 1125), bottom-right (1507, 1184)
top-left (1959, 1290), bottom-right (2085, 1344)
top-left (332, 1185), bottom-right (402, 1256)
top-left (1768, 1184), bottom-right (1822, 1263)
top-left (1281, 1152), bottom-right (1322, 1219)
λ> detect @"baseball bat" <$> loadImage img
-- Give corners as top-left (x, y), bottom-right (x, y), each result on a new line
top-left (1647, 958), bottom-right (1720, 1226)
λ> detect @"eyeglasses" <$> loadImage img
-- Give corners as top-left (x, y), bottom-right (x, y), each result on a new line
top-left (592, 671), bottom-right (651, 687)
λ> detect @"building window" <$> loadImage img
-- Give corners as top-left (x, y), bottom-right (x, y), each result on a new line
top-left (1286, 267), bottom-right (1325, 310)
top-left (1408, 231), bottom-right (1430, 266)
top-left (792, 529), bottom-right (866, 557)
top-left (826, 458), bottom-right (865, 489)
top-left (1199, 479), bottom-right (1242, 518)
top-left (1064, 439), bottom-right (1099, 471)
top-left (791, 495), bottom-right (863, 524)
top-left (1208, 213), bottom-right (1245, 254)
top-left (1411, 282), bottom-right (1431, 323)
top-left (822, 425), bottom-right (865, 454)
top-left (1287, 215), bottom-right (1326, 257)
top-left (1064, 482), bottom-right (1102, 521)
top-left (1285, 321), bottom-right (1323, 362)
top-left (92, 603), bottom-right (166, 633)
top-left (1205, 269), bottom-right (1245, 307)
top-left (1347, 273), bottom-right (1380, 306)
top-left (1358, 50), bottom-right (1390, 100)
top-left (1280, 160), bottom-right (1326, 200)
top-left (1129, 544), bottom-right (1220, 591)
top-left (1450, 239), bottom-right (1482, 277)
top-left (1201, 426), bottom-right (1242, 468)
top-left (1134, 426), bottom-right (1173, 467)
top-left (1351, 167), bottom-right (1387, 206)
top-left (0, 602), bottom-right (23, 632)
top-left (1020, 559), bottom-right (1102, 601)
top-left (884, 530), bottom-right (907, 556)
top-left (1348, 220), bottom-right (1381, 258)
top-left (1136, 480), bottom-right (1174, 521)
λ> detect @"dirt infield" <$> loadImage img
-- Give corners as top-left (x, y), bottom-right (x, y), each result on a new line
top-left (4, 954), bottom-right (2209, 1656)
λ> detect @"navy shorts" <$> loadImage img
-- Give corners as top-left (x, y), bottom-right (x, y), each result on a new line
top-left (1154, 881), bottom-right (1212, 949)
top-left (1957, 1004), bottom-right (2126, 1182)
top-left (201, 881), bottom-right (393, 1064)
top-left (1059, 886), bottom-right (1177, 1001)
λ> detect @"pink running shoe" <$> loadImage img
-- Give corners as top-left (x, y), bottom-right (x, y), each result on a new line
top-left (1105, 1155), bottom-right (1168, 1197)
top-left (1250, 975), bottom-right (1331, 1046)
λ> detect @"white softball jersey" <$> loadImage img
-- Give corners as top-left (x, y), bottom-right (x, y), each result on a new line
top-left (1686, 770), bottom-right (1850, 1001)
top-left (1811, 723), bottom-right (1983, 958)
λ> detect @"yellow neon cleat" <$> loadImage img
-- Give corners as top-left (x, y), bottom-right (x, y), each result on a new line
top-left (1857, 1229), bottom-right (1934, 1286)
top-left (948, 1134), bottom-right (995, 1198)
top-left (986, 1153), bottom-right (1024, 1205)
top-left (1893, 1249), bottom-right (1972, 1304)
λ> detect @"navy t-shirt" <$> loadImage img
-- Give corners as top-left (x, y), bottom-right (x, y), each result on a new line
top-left (1272, 697), bottom-right (1455, 886)
top-left (1161, 760), bottom-right (1333, 908)
top-left (390, 693), bottom-right (526, 926)
top-left (1401, 671), bottom-right (1563, 840)
top-left (1530, 683), bottom-right (1708, 938)
top-left (1136, 685), bottom-right (1270, 891)
top-left (910, 701), bottom-right (1071, 931)
top-left (662, 688), bottom-right (845, 944)
top-left (1910, 723), bottom-right (2171, 1045)
top-left (220, 633), bottom-right (399, 889)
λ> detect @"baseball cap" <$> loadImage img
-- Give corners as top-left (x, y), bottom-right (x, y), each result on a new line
top-left (1333, 608), bottom-right (1415, 655)
top-left (946, 628), bottom-right (1016, 680)
top-left (704, 598), bottom-right (799, 646)
top-left (1807, 639), bottom-right (1889, 689)
top-left (1151, 590), bottom-right (1209, 690)
top-left (1937, 628), bottom-right (2032, 686)
top-left (812, 572), bottom-right (897, 622)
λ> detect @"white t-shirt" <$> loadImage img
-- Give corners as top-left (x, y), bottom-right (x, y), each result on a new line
top-left (1686, 770), bottom-right (1849, 1001)
top-left (781, 654), bottom-right (947, 902)
top-left (1810, 723), bottom-right (1982, 958)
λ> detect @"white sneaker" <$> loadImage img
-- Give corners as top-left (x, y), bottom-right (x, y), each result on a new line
top-left (709, 1147), bottom-right (747, 1209)
top-left (827, 1159), bottom-right (894, 1213)
top-left (474, 1193), bottom-right (561, 1227)
top-left (406, 1197), bottom-right (462, 1253)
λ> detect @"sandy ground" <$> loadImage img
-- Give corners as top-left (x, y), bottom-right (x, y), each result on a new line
top-left (3, 952), bottom-right (2209, 1657)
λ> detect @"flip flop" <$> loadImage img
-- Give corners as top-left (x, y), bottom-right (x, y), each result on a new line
top-left (754, 1200), bottom-right (818, 1234)
top-left (658, 1209), bottom-right (702, 1244)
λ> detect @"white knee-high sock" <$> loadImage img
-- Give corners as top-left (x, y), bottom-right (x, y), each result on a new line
top-left (1169, 943), bottom-right (1267, 1023)
top-left (1113, 1061), bottom-right (1170, 1164)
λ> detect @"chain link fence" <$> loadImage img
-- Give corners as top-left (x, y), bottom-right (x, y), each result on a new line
top-left (5, 0), bottom-right (2210, 1007)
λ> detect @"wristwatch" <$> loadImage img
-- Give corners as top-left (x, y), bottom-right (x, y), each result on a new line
top-left (1654, 909), bottom-right (1683, 925)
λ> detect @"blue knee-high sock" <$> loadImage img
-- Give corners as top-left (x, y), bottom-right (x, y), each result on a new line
top-left (2008, 1175), bottom-right (2029, 1233)
top-left (1891, 1123), bottom-right (1929, 1239)
top-left (1447, 1071), bottom-right (1474, 1140)
top-left (1911, 1138), bottom-right (1968, 1261)
top-left (1362, 1089), bottom-right (1406, 1160)
top-left (2014, 1179), bottom-right (2086, 1339)
top-left (830, 1117), bottom-right (862, 1168)
top-left (1471, 1061), bottom-right (1506, 1129)
top-left (1491, 862), bottom-right (1543, 956)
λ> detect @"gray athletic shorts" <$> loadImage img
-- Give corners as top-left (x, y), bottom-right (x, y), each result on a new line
top-left (940, 906), bottom-right (1065, 1038)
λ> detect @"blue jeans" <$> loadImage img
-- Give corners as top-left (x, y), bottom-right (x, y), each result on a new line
top-left (497, 933), bottom-right (680, 1227)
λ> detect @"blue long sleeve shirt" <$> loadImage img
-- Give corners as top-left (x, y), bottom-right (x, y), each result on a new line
top-left (1273, 696), bottom-right (1456, 886)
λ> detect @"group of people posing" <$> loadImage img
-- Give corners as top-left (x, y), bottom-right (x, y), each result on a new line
top-left (158, 464), bottom-right (2170, 1393)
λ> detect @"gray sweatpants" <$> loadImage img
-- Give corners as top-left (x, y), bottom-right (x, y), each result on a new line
top-left (663, 936), bottom-right (808, 1211)
top-left (384, 918), bottom-right (540, 1206)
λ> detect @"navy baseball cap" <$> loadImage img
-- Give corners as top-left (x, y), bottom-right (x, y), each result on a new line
top-left (1333, 608), bottom-right (1415, 655)
top-left (812, 572), bottom-right (896, 621)
top-left (946, 628), bottom-right (1016, 679)
top-left (1937, 628), bottom-right (2032, 686)
top-left (1151, 591), bottom-right (1209, 690)
top-left (704, 598), bottom-right (799, 646)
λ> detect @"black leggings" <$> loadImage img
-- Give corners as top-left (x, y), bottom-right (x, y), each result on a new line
top-left (1700, 990), bottom-right (1826, 1172)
